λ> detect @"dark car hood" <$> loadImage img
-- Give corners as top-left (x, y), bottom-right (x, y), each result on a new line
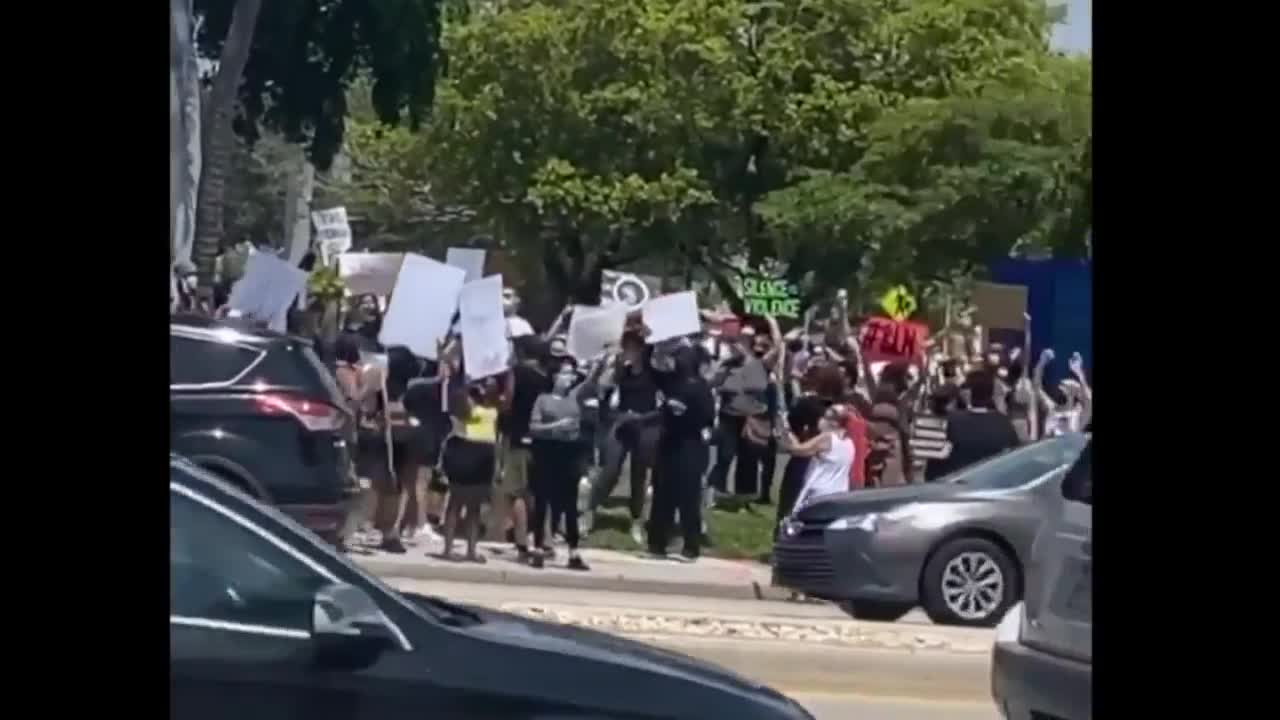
top-left (402, 593), bottom-right (808, 719)
top-left (795, 484), bottom-right (966, 521)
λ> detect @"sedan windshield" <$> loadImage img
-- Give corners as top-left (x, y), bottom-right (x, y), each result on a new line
top-left (946, 433), bottom-right (1089, 490)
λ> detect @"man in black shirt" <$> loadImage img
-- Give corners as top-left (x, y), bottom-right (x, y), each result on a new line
top-left (927, 371), bottom-right (1019, 481)
top-left (496, 336), bottom-right (550, 560)
top-left (587, 331), bottom-right (662, 544)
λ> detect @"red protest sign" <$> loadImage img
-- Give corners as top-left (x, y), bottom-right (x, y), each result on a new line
top-left (859, 317), bottom-right (929, 363)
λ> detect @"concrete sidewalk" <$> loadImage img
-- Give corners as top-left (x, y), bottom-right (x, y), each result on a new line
top-left (351, 538), bottom-right (785, 601)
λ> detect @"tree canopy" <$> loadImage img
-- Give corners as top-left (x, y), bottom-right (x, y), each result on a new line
top-left (264, 0), bottom-right (1090, 314)
top-left (195, 0), bottom-right (445, 170)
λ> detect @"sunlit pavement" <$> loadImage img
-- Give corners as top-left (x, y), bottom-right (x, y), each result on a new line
top-left (792, 693), bottom-right (999, 720)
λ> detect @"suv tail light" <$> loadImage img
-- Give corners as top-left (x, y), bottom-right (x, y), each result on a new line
top-left (255, 393), bottom-right (346, 432)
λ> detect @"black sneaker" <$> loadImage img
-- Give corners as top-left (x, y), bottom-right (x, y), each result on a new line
top-left (541, 546), bottom-right (557, 560)
top-left (677, 551), bottom-right (699, 564)
top-left (516, 546), bottom-right (532, 564)
top-left (567, 556), bottom-right (590, 572)
top-left (380, 537), bottom-right (408, 555)
top-left (530, 554), bottom-right (545, 569)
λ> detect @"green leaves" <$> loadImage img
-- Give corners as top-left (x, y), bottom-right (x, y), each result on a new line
top-left (196, 0), bottom-right (445, 170)
top-left (301, 0), bottom-right (1088, 308)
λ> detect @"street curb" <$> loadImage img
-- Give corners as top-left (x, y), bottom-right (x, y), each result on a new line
top-left (356, 557), bottom-right (793, 602)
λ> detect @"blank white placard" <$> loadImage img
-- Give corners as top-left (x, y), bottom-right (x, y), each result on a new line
top-left (459, 274), bottom-right (510, 379)
top-left (642, 291), bottom-right (701, 344)
top-left (568, 304), bottom-right (628, 359)
top-left (378, 254), bottom-right (467, 359)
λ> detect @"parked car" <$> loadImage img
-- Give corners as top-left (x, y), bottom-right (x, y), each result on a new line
top-left (773, 432), bottom-right (1088, 627)
top-left (170, 314), bottom-right (355, 540)
top-left (991, 438), bottom-right (1092, 720)
top-left (169, 454), bottom-right (813, 720)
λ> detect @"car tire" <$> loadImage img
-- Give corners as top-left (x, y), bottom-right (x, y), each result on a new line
top-left (920, 537), bottom-right (1019, 627)
top-left (839, 600), bottom-right (913, 623)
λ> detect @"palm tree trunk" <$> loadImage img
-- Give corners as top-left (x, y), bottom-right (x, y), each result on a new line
top-left (192, 0), bottom-right (264, 300)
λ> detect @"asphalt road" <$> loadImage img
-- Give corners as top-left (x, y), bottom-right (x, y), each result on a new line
top-left (792, 693), bottom-right (999, 720)
top-left (385, 578), bottom-right (994, 702)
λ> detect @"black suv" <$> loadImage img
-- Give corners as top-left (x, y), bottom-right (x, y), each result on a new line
top-left (170, 315), bottom-right (354, 540)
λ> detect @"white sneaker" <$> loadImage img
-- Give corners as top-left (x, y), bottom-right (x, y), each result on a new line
top-left (630, 521), bottom-right (645, 546)
top-left (416, 524), bottom-right (443, 544)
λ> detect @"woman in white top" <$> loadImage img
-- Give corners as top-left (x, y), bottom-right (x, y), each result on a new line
top-left (783, 404), bottom-right (857, 513)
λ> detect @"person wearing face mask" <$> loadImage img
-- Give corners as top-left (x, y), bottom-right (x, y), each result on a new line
top-left (648, 343), bottom-right (716, 562)
top-left (527, 363), bottom-right (600, 570)
top-left (705, 325), bottom-right (769, 497)
top-left (587, 331), bottom-right (663, 544)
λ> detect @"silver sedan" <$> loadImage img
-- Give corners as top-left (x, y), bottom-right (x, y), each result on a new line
top-left (772, 433), bottom-right (1088, 627)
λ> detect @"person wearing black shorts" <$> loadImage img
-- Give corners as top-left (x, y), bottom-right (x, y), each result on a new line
top-left (440, 380), bottom-right (500, 563)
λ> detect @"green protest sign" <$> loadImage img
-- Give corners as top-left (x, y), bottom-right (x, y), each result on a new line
top-left (735, 273), bottom-right (801, 318)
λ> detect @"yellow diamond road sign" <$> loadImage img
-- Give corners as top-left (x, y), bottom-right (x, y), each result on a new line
top-left (879, 286), bottom-right (917, 321)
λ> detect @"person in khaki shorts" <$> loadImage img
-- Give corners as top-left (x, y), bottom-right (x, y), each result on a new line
top-left (496, 336), bottom-right (550, 562)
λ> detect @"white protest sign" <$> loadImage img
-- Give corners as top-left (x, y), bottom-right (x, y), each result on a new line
top-left (459, 274), bottom-right (510, 380)
top-left (642, 291), bottom-right (701, 344)
top-left (227, 249), bottom-right (309, 332)
top-left (568, 304), bottom-right (628, 359)
top-left (378, 254), bottom-right (467, 359)
top-left (445, 247), bottom-right (487, 283)
top-left (338, 253), bottom-right (404, 296)
top-left (312, 206), bottom-right (353, 261)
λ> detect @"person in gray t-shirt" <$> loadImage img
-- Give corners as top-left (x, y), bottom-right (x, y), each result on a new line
top-left (528, 365), bottom-right (592, 569)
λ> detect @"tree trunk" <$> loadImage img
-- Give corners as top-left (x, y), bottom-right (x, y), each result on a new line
top-left (192, 0), bottom-right (264, 299)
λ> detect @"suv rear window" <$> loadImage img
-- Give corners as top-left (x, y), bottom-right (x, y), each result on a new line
top-left (170, 335), bottom-right (262, 386)
top-left (251, 341), bottom-right (348, 409)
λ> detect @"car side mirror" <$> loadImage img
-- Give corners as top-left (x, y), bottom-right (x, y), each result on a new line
top-left (311, 583), bottom-right (399, 670)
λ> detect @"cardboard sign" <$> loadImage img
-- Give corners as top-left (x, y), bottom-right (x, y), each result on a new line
top-left (445, 247), bottom-right (487, 283)
top-left (972, 281), bottom-right (1028, 330)
top-left (859, 317), bottom-right (929, 363)
top-left (227, 249), bottom-right (309, 332)
top-left (567, 304), bottom-right (628, 360)
top-left (338, 253), bottom-right (404, 296)
top-left (312, 206), bottom-right (352, 261)
top-left (378, 254), bottom-right (467, 359)
top-left (643, 291), bottom-right (701, 344)
top-left (735, 273), bottom-right (800, 318)
top-left (458, 274), bottom-right (510, 379)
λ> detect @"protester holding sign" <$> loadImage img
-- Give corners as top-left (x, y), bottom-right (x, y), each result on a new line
top-left (439, 365), bottom-right (501, 564)
top-left (364, 347), bottom-right (435, 554)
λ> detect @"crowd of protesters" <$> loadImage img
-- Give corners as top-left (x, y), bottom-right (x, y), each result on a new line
top-left (174, 278), bottom-right (1092, 568)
